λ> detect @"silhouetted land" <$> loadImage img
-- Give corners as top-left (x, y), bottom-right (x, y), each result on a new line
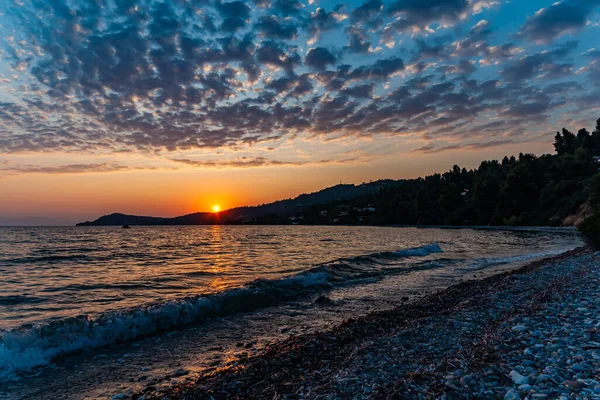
top-left (78, 118), bottom-right (600, 228)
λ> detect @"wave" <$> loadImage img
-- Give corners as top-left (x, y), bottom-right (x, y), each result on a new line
top-left (0, 243), bottom-right (443, 381)
top-left (463, 249), bottom-right (568, 271)
top-left (393, 242), bottom-right (443, 257)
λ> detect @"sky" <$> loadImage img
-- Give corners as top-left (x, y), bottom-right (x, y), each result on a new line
top-left (1, 0), bottom-right (600, 223)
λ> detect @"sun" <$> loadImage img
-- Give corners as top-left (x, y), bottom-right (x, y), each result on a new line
top-left (212, 204), bottom-right (221, 213)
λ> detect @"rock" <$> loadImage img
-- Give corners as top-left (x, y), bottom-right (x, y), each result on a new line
top-left (518, 384), bottom-right (532, 391)
top-left (536, 374), bottom-right (552, 382)
top-left (496, 344), bottom-right (511, 352)
top-left (594, 385), bottom-right (600, 394)
top-left (505, 389), bottom-right (521, 400)
top-left (112, 394), bottom-right (126, 400)
top-left (565, 380), bottom-right (586, 389)
top-left (172, 369), bottom-right (188, 377)
top-left (570, 364), bottom-right (587, 372)
top-left (314, 295), bottom-right (332, 304)
top-left (510, 370), bottom-right (530, 385)
top-left (512, 325), bottom-right (527, 332)
top-left (445, 381), bottom-right (462, 391)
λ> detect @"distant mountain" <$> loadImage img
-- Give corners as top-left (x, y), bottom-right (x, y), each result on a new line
top-left (76, 180), bottom-right (400, 226)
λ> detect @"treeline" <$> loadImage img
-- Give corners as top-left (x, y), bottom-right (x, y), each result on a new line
top-left (303, 118), bottom-right (600, 227)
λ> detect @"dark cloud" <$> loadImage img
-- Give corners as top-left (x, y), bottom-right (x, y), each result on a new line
top-left (345, 27), bottom-right (372, 54)
top-left (387, 0), bottom-right (469, 31)
top-left (256, 41), bottom-right (301, 75)
top-left (305, 47), bottom-right (337, 71)
top-left (518, 0), bottom-right (600, 43)
top-left (307, 6), bottom-right (345, 40)
top-left (581, 48), bottom-right (600, 82)
top-left (340, 83), bottom-right (376, 98)
top-left (216, 0), bottom-right (252, 31)
top-left (0, 0), bottom-right (597, 161)
top-left (346, 57), bottom-right (405, 80)
top-left (351, 0), bottom-right (383, 21)
top-left (501, 41), bottom-right (578, 82)
top-left (272, 0), bottom-right (304, 15)
top-left (170, 156), bottom-right (359, 168)
top-left (1, 163), bottom-right (133, 174)
top-left (412, 36), bottom-right (451, 62)
top-left (255, 16), bottom-right (298, 39)
top-left (412, 139), bottom-right (515, 154)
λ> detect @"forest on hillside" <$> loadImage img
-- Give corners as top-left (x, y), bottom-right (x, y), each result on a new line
top-left (301, 119), bottom-right (600, 227)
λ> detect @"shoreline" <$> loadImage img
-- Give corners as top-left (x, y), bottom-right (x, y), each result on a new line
top-left (64, 224), bottom-right (577, 232)
top-left (139, 246), bottom-right (599, 399)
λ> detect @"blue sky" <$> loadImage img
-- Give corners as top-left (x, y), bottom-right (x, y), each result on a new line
top-left (0, 0), bottom-right (600, 220)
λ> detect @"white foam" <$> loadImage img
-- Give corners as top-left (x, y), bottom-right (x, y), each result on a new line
top-left (393, 243), bottom-right (444, 257)
top-left (0, 243), bottom-right (445, 381)
top-left (0, 270), bottom-right (334, 381)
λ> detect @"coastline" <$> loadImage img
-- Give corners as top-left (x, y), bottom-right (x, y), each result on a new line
top-left (139, 246), bottom-right (600, 399)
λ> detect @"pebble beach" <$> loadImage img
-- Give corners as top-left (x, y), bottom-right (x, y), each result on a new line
top-left (136, 247), bottom-right (600, 399)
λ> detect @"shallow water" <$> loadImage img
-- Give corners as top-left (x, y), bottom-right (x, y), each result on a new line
top-left (0, 225), bottom-right (583, 397)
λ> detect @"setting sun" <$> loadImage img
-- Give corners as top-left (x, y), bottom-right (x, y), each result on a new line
top-left (212, 205), bottom-right (220, 213)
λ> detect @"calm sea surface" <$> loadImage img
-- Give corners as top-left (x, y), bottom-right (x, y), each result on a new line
top-left (0, 225), bottom-right (583, 387)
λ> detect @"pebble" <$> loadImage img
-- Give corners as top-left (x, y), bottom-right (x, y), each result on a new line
top-left (152, 252), bottom-right (600, 399)
top-left (565, 380), bottom-right (586, 389)
top-left (569, 363), bottom-right (587, 372)
top-left (112, 394), bottom-right (126, 400)
top-left (510, 370), bottom-right (529, 385)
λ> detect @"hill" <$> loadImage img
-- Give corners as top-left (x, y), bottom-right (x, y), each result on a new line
top-left (75, 180), bottom-right (399, 226)
top-left (78, 118), bottom-right (600, 228)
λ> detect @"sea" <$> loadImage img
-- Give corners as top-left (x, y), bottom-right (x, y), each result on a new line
top-left (0, 225), bottom-right (583, 399)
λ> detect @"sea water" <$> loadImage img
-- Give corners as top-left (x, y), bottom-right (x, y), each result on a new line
top-left (0, 225), bottom-right (582, 398)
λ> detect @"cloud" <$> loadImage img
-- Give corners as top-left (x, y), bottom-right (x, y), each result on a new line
top-left (386, 0), bottom-right (480, 33)
top-left (305, 47), bottom-right (337, 71)
top-left (1, 163), bottom-right (133, 174)
top-left (344, 57), bottom-right (406, 80)
top-left (217, 0), bottom-right (252, 32)
top-left (0, 0), bottom-right (598, 161)
top-left (500, 41), bottom-right (577, 82)
top-left (345, 26), bottom-right (372, 54)
top-left (255, 16), bottom-right (298, 39)
top-left (306, 6), bottom-right (345, 42)
top-left (518, 0), bottom-right (600, 43)
top-left (412, 139), bottom-right (514, 154)
top-left (170, 156), bottom-right (360, 168)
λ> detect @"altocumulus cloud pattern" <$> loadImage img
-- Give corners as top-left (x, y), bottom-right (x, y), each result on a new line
top-left (0, 0), bottom-right (600, 169)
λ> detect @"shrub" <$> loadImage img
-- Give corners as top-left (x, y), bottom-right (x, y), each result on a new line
top-left (578, 212), bottom-right (600, 249)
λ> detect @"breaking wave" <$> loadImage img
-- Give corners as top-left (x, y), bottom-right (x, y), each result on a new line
top-left (0, 243), bottom-right (444, 381)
